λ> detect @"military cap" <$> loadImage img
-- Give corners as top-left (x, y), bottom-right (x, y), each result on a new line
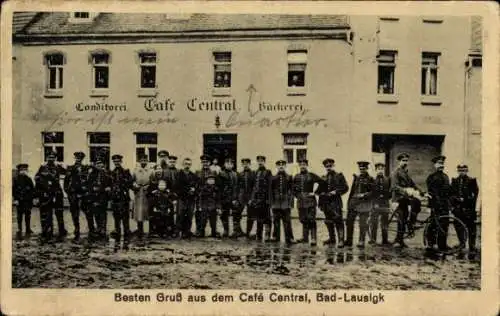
top-left (276, 159), bottom-right (286, 165)
top-left (47, 151), bottom-right (57, 158)
top-left (357, 161), bottom-right (370, 168)
top-left (16, 163), bottom-right (28, 170)
top-left (169, 155), bottom-right (178, 161)
top-left (256, 155), bottom-right (266, 161)
top-left (74, 151), bottom-right (85, 159)
top-left (241, 158), bottom-right (251, 163)
top-left (457, 163), bottom-right (468, 170)
top-left (298, 159), bottom-right (309, 164)
top-left (374, 162), bottom-right (386, 168)
top-left (396, 152), bottom-right (410, 161)
top-left (112, 154), bottom-right (123, 161)
top-left (322, 158), bottom-right (335, 166)
top-left (431, 155), bottom-right (446, 163)
top-left (200, 154), bottom-right (211, 161)
top-left (158, 150), bottom-right (169, 158)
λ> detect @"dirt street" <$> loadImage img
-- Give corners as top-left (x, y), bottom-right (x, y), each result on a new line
top-left (12, 208), bottom-right (480, 290)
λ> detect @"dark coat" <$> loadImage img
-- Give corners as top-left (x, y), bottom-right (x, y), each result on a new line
top-left (198, 184), bottom-right (221, 210)
top-left (87, 168), bottom-right (112, 206)
top-left (177, 169), bottom-right (199, 201)
top-left (64, 164), bottom-right (90, 198)
top-left (238, 169), bottom-right (255, 206)
top-left (110, 166), bottom-right (133, 202)
top-left (293, 171), bottom-right (321, 209)
top-left (390, 167), bottom-right (419, 201)
top-left (426, 170), bottom-right (451, 210)
top-left (250, 167), bottom-right (272, 208)
top-left (271, 171), bottom-right (294, 209)
top-left (347, 173), bottom-right (375, 212)
top-left (450, 175), bottom-right (479, 211)
top-left (151, 190), bottom-right (175, 214)
top-left (13, 174), bottom-right (35, 206)
top-left (372, 174), bottom-right (391, 208)
top-left (316, 171), bottom-right (349, 211)
top-left (34, 173), bottom-right (60, 207)
top-left (219, 169), bottom-right (239, 207)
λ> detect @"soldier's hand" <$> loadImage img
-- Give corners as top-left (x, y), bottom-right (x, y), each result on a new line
top-left (329, 190), bottom-right (337, 195)
top-left (390, 202), bottom-right (398, 211)
top-left (308, 192), bottom-right (315, 196)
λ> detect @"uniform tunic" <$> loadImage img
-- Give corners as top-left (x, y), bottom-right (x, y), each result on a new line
top-left (293, 171), bottom-right (321, 209)
top-left (347, 173), bottom-right (375, 213)
top-left (132, 165), bottom-right (153, 221)
top-left (238, 168), bottom-right (255, 207)
top-left (372, 174), bottom-right (391, 211)
top-left (271, 171), bottom-right (294, 209)
top-left (316, 171), bottom-right (349, 213)
top-left (426, 170), bottom-right (451, 212)
top-left (219, 169), bottom-right (239, 209)
top-left (450, 175), bottom-right (479, 212)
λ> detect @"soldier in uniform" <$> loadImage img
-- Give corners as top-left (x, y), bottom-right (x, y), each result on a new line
top-left (109, 154), bottom-right (133, 242)
top-left (195, 155), bottom-right (213, 237)
top-left (237, 158), bottom-right (255, 239)
top-left (345, 161), bottom-right (375, 248)
top-left (270, 160), bottom-right (294, 244)
top-left (132, 154), bottom-right (153, 239)
top-left (13, 163), bottom-right (35, 240)
top-left (35, 165), bottom-right (59, 243)
top-left (219, 157), bottom-right (239, 238)
top-left (425, 155), bottom-right (451, 253)
top-left (316, 158), bottom-right (349, 247)
top-left (250, 155), bottom-right (273, 242)
top-left (450, 164), bottom-right (479, 257)
top-left (166, 155), bottom-right (180, 235)
top-left (64, 151), bottom-right (89, 241)
top-left (369, 162), bottom-right (392, 245)
top-left (149, 150), bottom-right (170, 234)
top-left (87, 157), bottom-right (112, 242)
top-left (36, 151), bottom-right (67, 239)
top-left (293, 159), bottom-right (322, 246)
top-left (197, 172), bottom-right (221, 238)
top-left (177, 158), bottom-right (199, 239)
top-left (390, 152), bottom-right (424, 248)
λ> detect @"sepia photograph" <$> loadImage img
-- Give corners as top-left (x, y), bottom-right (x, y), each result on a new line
top-left (7, 8), bottom-right (486, 293)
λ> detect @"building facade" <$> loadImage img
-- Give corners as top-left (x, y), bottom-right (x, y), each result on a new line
top-left (12, 13), bottom-right (482, 192)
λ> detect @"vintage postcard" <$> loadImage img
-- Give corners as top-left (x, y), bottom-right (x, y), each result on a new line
top-left (1, 1), bottom-right (498, 315)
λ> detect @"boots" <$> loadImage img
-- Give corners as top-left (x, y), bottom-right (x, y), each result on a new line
top-left (310, 222), bottom-right (317, 246)
top-left (246, 218), bottom-right (255, 239)
top-left (323, 223), bottom-right (336, 245)
top-left (337, 223), bottom-right (345, 248)
top-left (297, 224), bottom-right (309, 243)
top-left (264, 224), bottom-right (271, 242)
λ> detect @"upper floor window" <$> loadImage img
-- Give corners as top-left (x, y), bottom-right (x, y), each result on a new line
top-left (287, 50), bottom-right (307, 88)
top-left (44, 52), bottom-right (65, 92)
top-left (421, 52), bottom-right (440, 96)
top-left (139, 52), bottom-right (157, 89)
top-left (213, 52), bottom-right (231, 88)
top-left (91, 51), bottom-right (110, 89)
top-left (377, 50), bottom-right (397, 95)
top-left (135, 132), bottom-right (158, 163)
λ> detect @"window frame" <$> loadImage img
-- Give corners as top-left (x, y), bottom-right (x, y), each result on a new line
top-left (87, 132), bottom-right (111, 168)
top-left (212, 51), bottom-right (232, 96)
top-left (282, 133), bottom-right (308, 164)
top-left (421, 52), bottom-right (440, 96)
top-left (44, 52), bottom-right (66, 94)
top-left (139, 52), bottom-right (157, 89)
top-left (287, 50), bottom-right (308, 95)
top-left (135, 132), bottom-right (158, 164)
top-left (41, 131), bottom-right (64, 162)
top-left (89, 51), bottom-right (111, 93)
top-left (69, 12), bottom-right (95, 23)
top-left (377, 50), bottom-right (397, 95)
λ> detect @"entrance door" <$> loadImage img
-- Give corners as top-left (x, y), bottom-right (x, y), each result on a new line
top-left (203, 134), bottom-right (237, 167)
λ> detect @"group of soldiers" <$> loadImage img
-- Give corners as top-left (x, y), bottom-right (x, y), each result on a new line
top-left (13, 149), bottom-right (479, 256)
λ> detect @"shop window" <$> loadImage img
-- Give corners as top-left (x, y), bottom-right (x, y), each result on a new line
top-left (44, 52), bottom-right (65, 92)
top-left (287, 50), bottom-right (307, 90)
top-left (135, 132), bottom-right (158, 163)
top-left (139, 52), bottom-right (157, 89)
top-left (421, 52), bottom-right (440, 96)
top-left (42, 132), bottom-right (64, 162)
top-left (377, 50), bottom-right (397, 95)
top-left (88, 132), bottom-right (110, 168)
top-left (282, 133), bottom-right (308, 164)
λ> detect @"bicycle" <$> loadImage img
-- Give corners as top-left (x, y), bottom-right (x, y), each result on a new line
top-left (372, 195), bottom-right (469, 255)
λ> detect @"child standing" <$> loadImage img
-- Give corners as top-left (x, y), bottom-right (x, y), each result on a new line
top-left (13, 164), bottom-right (35, 240)
top-left (150, 180), bottom-right (177, 238)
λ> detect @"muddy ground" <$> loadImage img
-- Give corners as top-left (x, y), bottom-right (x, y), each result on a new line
top-left (12, 208), bottom-right (480, 290)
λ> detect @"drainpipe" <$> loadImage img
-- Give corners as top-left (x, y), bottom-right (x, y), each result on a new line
top-left (463, 57), bottom-right (472, 163)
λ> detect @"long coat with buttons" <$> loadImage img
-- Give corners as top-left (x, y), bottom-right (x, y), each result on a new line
top-left (347, 173), bottom-right (375, 212)
top-left (316, 170), bottom-right (349, 212)
top-left (238, 169), bottom-right (255, 206)
top-left (271, 171), bottom-right (294, 209)
top-left (450, 175), bottom-right (479, 211)
top-left (250, 167), bottom-right (273, 208)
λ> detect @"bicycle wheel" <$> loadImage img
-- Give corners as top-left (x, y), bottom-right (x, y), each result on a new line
top-left (422, 215), bottom-right (468, 255)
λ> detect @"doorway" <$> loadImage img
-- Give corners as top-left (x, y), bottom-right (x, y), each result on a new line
top-left (203, 134), bottom-right (237, 167)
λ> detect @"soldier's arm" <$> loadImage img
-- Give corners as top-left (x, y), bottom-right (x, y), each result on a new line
top-left (390, 171), bottom-right (401, 201)
top-left (337, 173), bottom-right (349, 196)
top-left (63, 166), bottom-right (71, 192)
